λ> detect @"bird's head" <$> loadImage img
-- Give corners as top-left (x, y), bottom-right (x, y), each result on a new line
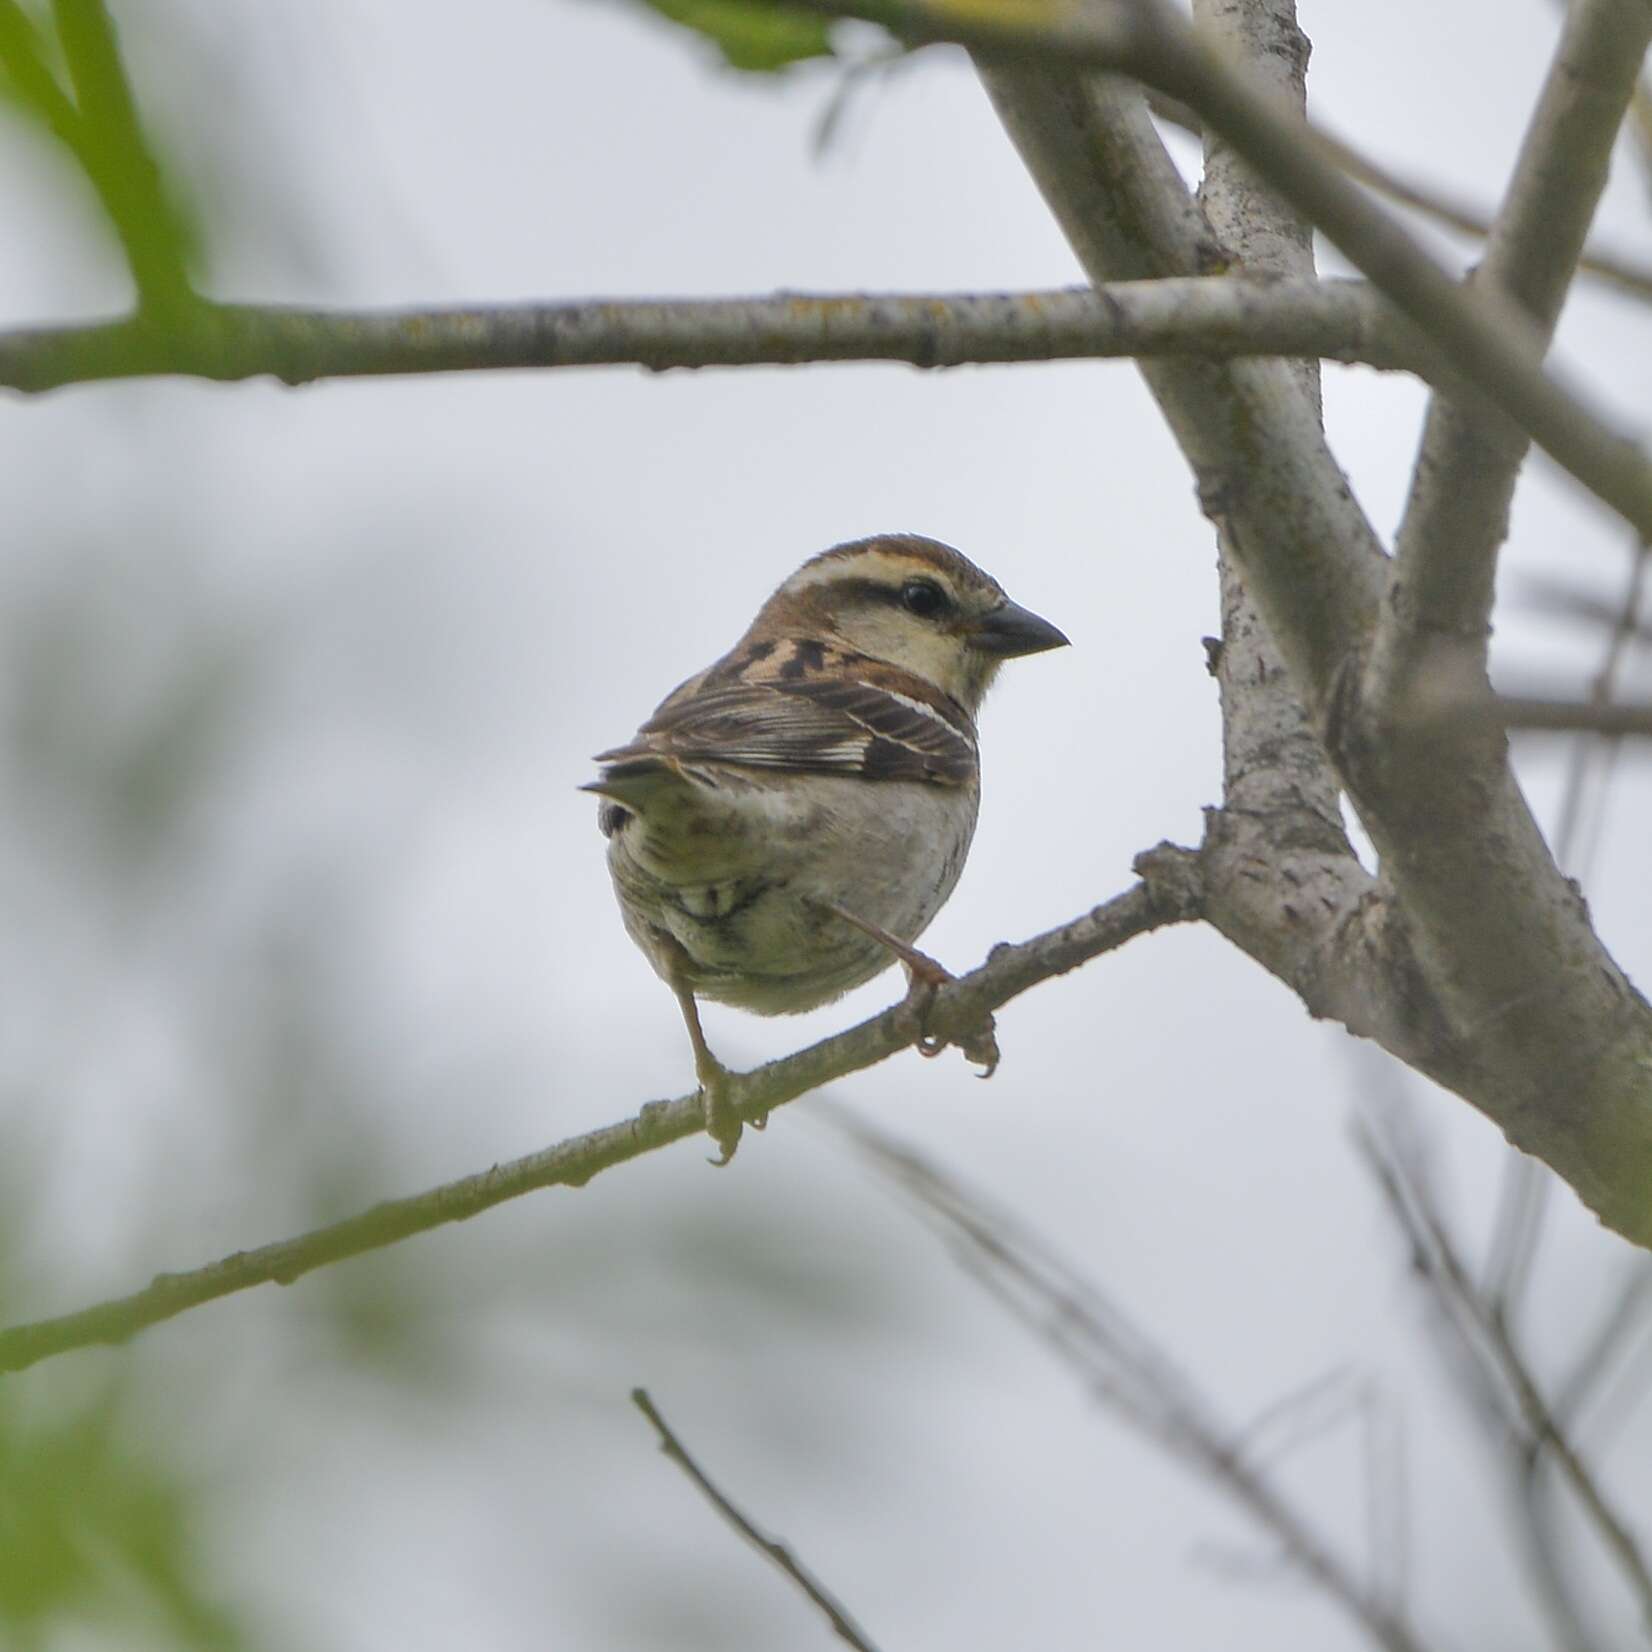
top-left (750, 534), bottom-right (1068, 710)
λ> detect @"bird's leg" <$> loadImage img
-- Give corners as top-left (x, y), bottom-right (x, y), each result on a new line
top-left (824, 903), bottom-right (1000, 1077)
top-left (673, 986), bottom-right (748, 1165)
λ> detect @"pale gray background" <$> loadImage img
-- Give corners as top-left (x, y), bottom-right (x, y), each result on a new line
top-left (2, 1), bottom-right (1651, 1647)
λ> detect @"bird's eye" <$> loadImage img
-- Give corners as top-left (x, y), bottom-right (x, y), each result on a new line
top-left (900, 579), bottom-right (949, 618)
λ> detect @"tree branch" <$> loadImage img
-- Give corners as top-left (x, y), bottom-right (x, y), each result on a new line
top-left (982, 51), bottom-right (1390, 708)
top-left (21, 0), bottom-right (1652, 550)
top-left (968, 2), bottom-right (1652, 1244)
top-left (1357, 1110), bottom-right (1652, 1628)
top-left (1478, 538), bottom-right (1652, 1360)
top-left (1113, 1), bottom-right (1652, 544)
top-left (0, 854), bottom-right (1201, 1375)
top-left (1191, 0), bottom-right (1379, 1088)
top-left (838, 1109), bottom-right (1438, 1652)
top-left (976, 15), bottom-right (1405, 1078)
top-left (1484, 697), bottom-right (1652, 737)
top-left (1365, 0), bottom-right (1652, 731)
top-left (631, 1389), bottom-right (883, 1652)
top-left (807, 0), bottom-right (1652, 543)
top-left (1120, 2), bottom-right (1652, 543)
top-left (1145, 73), bottom-right (1652, 306)
top-left (0, 279), bottom-right (1432, 394)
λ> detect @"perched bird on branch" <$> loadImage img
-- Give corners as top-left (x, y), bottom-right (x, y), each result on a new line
top-left (586, 533), bottom-right (1068, 1161)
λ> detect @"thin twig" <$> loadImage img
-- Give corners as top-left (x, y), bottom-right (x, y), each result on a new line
top-left (0, 851), bottom-right (1203, 1376)
top-left (1544, 0), bottom-right (1652, 219)
top-left (1410, 692), bottom-right (1652, 737)
top-left (804, 0), bottom-right (1652, 542)
top-left (1327, 138), bottom-right (1652, 307)
top-left (1555, 1265), bottom-right (1652, 1432)
top-left (1481, 1151), bottom-right (1550, 1331)
top-left (834, 1109), bottom-right (1434, 1652)
top-left (1483, 536), bottom-right (1652, 1329)
top-left (1357, 1112), bottom-right (1652, 1627)
top-left (1353, 1091), bottom-right (1604, 1652)
top-left (1365, 0), bottom-right (1652, 745)
top-left (1357, 1064), bottom-right (1651, 1652)
top-left (1548, 538), bottom-right (1652, 863)
top-left (1141, 84), bottom-right (1652, 305)
top-left (1486, 696), bottom-right (1652, 736)
top-left (631, 1390), bottom-right (882, 1652)
top-left (969, 0), bottom-right (1652, 1251)
top-left (0, 278), bottom-right (1430, 394)
top-left (1522, 1261), bottom-right (1652, 1652)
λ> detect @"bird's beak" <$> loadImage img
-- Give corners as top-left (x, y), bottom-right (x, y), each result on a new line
top-left (966, 598), bottom-right (1070, 657)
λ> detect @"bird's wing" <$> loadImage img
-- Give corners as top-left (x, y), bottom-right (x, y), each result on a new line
top-left (591, 644), bottom-right (977, 788)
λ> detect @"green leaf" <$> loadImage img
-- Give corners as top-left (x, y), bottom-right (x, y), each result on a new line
top-left (638, 0), bottom-right (835, 71)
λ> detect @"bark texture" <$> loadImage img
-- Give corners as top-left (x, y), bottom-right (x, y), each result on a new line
top-left (981, 0), bottom-right (1652, 1243)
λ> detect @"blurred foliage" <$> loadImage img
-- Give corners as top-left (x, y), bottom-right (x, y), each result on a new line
top-left (0, 1162), bottom-right (253, 1651)
top-left (0, 420), bottom-right (940, 1647)
top-left (0, 0), bottom-right (201, 311)
top-left (0, 1370), bottom-right (250, 1650)
top-left (6, 554), bottom-right (248, 876)
top-left (628, 0), bottom-right (839, 71)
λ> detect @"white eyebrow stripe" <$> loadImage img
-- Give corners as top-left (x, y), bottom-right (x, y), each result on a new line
top-left (780, 552), bottom-right (956, 596)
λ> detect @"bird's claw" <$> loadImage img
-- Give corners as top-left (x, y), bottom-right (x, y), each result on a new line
top-left (699, 1072), bottom-right (744, 1166)
top-left (962, 1020), bottom-right (1000, 1077)
top-left (900, 958), bottom-right (1000, 1077)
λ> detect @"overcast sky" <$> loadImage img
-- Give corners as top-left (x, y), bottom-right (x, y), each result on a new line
top-left (3, 2), bottom-right (1651, 1648)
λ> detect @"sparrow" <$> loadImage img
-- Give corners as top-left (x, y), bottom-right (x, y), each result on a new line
top-left (585, 533), bottom-right (1068, 1161)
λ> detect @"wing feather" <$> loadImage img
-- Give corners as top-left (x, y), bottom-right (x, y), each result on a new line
top-left (592, 647), bottom-right (977, 787)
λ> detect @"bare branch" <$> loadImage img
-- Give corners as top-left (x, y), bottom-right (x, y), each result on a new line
top-left (1357, 1112), bottom-right (1652, 1627)
top-left (1478, 536), bottom-right (1652, 1331)
top-left (1143, 80), bottom-right (1652, 304)
top-left (1543, 0), bottom-right (1652, 218)
top-left (1438, 696), bottom-right (1652, 737)
top-left (968, 0), bottom-right (1652, 1248)
top-left (1522, 571), bottom-right (1652, 644)
top-left (1523, 1259), bottom-right (1652, 1652)
top-left (631, 1390), bottom-right (883, 1652)
top-left (19, 0), bottom-right (1649, 543)
top-left (1320, 134), bottom-right (1652, 308)
top-left (1480, 1154), bottom-right (1551, 1334)
top-left (978, 48), bottom-right (1401, 1061)
top-left (836, 1109), bottom-right (1437, 1652)
top-left (1192, 0), bottom-right (1375, 1089)
top-left (1556, 1265), bottom-right (1652, 1431)
top-left (0, 279), bottom-right (1433, 394)
top-left (987, 50), bottom-right (1390, 709)
top-left (0, 853), bottom-right (1202, 1376)
top-left (1365, 0), bottom-right (1652, 733)
top-left (1348, 1076), bottom-right (1601, 1652)
top-left (1133, 0), bottom-right (1652, 544)
top-left (1550, 537), bottom-right (1652, 871)
top-left (806, 0), bottom-right (1652, 541)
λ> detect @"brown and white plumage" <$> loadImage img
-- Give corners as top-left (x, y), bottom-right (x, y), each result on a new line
top-left (585, 533), bottom-right (1067, 1155)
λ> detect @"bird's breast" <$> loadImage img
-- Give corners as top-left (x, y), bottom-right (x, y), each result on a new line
top-left (601, 769), bottom-right (978, 1014)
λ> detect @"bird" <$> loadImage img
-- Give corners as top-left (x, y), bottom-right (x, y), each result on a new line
top-left (584, 533), bottom-right (1069, 1161)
